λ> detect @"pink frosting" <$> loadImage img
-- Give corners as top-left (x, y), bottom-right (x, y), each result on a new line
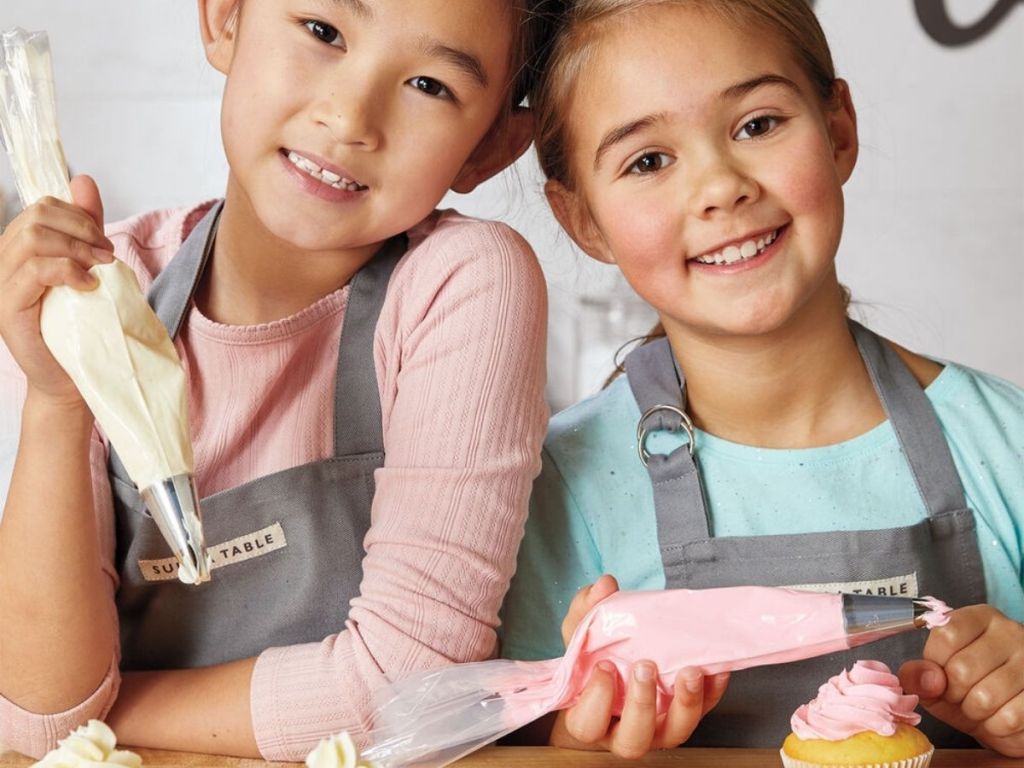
top-left (919, 596), bottom-right (952, 628)
top-left (791, 660), bottom-right (921, 740)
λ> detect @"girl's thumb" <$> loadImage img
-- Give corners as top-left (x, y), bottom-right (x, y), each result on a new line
top-left (69, 174), bottom-right (105, 229)
top-left (897, 659), bottom-right (947, 701)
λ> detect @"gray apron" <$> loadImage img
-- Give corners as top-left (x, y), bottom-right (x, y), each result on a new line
top-left (109, 202), bottom-right (406, 670)
top-left (624, 321), bottom-right (986, 748)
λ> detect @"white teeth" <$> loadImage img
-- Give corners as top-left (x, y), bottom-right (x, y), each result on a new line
top-left (693, 228), bottom-right (780, 265)
top-left (286, 150), bottom-right (365, 191)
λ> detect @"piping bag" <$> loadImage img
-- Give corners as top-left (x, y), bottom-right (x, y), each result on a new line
top-left (0, 28), bottom-right (210, 585)
top-left (340, 587), bottom-right (951, 768)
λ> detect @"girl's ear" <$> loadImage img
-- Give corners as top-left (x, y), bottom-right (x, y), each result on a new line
top-left (828, 79), bottom-right (859, 184)
top-left (198, 0), bottom-right (240, 74)
top-left (544, 179), bottom-right (615, 264)
top-left (451, 108), bottom-right (534, 194)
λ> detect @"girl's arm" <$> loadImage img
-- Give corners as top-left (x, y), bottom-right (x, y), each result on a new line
top-left (0, 182), bottom-right (119, 716)
top-left (0, 394), bottom-right (116, 712)
top-left (106, 660), bottom-right (258, 757)
top-left (97, 218), bottom-right (549, 762)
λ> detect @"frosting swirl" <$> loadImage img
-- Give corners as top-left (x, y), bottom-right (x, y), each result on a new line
top-left (305, 732), bottom-right (378, 768)
top-left (32, 720), bottom-right (141, 767)
top-left (790, 660), bottom-right (921, 741)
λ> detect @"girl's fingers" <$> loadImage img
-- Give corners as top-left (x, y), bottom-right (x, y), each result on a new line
top-left (942, 638), bottom-right (1010, 706)
top-left (1, 224), bottom-right (113, 287)
top-left (962, 662), bottom-right (1024, 723)
top-left (981, 689), bottom-right (1024, 740)
top-left (5, 255), bottom-right (99, 310)
top-left (609, 661), bottom-right (658, 759)
top-left (563, 661), bottom-right (617, 745)
top-left (560, 575), bottom-right (619, 645)
top-left (924, 605), bottom-right (990, 668)
top-left (702, 671), bottom-right (731, 714)
top-left (4, 198), bottom-right (113, 251)
top-left (653, 666), bottom-right (705, 748)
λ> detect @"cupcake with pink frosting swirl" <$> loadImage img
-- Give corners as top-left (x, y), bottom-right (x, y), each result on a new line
top-left (781, 660), bottom-right (934, 768)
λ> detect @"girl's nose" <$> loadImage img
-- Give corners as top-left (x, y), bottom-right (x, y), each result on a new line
top-left (317, 88), bottom-right (384, 151)
top-left (688, 154), bottom-right (759, 217)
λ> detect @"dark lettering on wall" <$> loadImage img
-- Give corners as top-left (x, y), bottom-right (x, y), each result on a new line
top-left (914, 0), bottom-right (1023, 47)
top-left (806, 0), bottom-right (1022, 48)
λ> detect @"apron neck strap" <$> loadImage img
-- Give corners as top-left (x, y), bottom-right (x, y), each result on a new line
top-left (849, 320), bottom-right (967, 516)
top-left (145, 201), bottom-right (406, 459)
top-left (624, 322), bottom-right (967, 547)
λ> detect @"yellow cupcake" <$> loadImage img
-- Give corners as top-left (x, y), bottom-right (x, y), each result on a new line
top-left (782, 723), bottom-right (933, 767)
top-left (780, 661), bottom-right (933, 768)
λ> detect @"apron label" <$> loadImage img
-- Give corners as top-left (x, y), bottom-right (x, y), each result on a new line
top-left (138, 522), bottom-right (287, 582)
top-left (785, 572), bottom-right (919, 597)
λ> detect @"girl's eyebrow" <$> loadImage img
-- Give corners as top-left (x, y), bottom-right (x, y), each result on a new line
top-left (593, 75), bottom-right (803, 170)
top-left (595, 112), bottom-right (668, 170)
top-left (418, 37), bottom-right (489, 89)
top-left (721, 73), bottom-right (802, 100)
top-left (323, 0), bottom-right (374, 20)
top-left (315, 0), bottom-right (487, 89)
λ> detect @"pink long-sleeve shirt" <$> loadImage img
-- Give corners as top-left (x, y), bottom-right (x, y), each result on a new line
top-left (0, 202), bottom-right (548, 761)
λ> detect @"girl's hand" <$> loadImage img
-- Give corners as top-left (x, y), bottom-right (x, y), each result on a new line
top-left (550, 575), bottom-right (731, 758)
top-left (898, 604), bottom-right (1024, 757)
top-left (0, 175), bottom-right (114, 405)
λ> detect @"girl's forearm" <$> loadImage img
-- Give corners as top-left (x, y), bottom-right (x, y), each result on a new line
top-left (107, 658), bottom-right (259, 758)
top-left (0, 390), bottom-right (117, 712)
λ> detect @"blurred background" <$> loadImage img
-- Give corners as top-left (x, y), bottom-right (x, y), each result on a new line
top-left (0, 0), bottom-right (1022, 414)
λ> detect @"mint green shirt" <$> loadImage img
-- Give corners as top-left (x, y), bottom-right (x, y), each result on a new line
top-left (501, 362), bottom-right (1024, 661)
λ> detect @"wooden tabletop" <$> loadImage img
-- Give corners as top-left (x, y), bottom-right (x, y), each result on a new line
top-left (1, 746), bottom-right (1018, 766)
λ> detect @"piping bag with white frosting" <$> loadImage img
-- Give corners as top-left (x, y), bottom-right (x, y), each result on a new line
top-left (344, 587), bottom-right (951, 768)
top-left (0, 28), bottom-right (210, 585)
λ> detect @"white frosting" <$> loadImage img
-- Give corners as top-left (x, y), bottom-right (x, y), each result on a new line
top-left (31, 720), bottom-right (141, 768)
top-left (1, 27), bottom-right (194, 491)
top-left (306, 732), bottom-right (379, 768)
top-left (40, 259), bottom-right (194, 489)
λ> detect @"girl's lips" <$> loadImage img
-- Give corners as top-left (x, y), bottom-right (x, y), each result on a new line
top-left (688, 224), bottom-right (789, 274)
top-left (279, 150), bottom-right (368, 204)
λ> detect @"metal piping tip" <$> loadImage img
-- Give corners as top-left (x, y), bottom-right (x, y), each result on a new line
top-left (141, 474), bottom-right (211, 585)
top-left (841, 593), bottom-right (926, 638)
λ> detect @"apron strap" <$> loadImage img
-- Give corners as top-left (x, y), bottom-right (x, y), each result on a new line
top-left (332, 234), bottom-right (406, 456)
top-left (149, 202), bottom-right (223, 339)
top-left (625, 338), bottom-right (712, 543)
top-left (116, 200), bottom-right (404, 468)
top-left (850, 320), bottom-right (967, 517)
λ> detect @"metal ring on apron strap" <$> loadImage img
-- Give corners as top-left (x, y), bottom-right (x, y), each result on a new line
top-left (637, 404), bottom-right (696, 466)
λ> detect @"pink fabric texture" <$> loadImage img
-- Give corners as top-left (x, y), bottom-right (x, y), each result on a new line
top-left (790, 660), bottom-right (922, 740)
top-left (0, 202), bottom-right (548, 761)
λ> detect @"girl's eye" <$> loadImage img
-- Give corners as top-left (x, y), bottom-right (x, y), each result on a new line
top-left (407, 76), bottom-right (453, 101)
top-left (736, 115), bottom-right (780, 140)
top-left (304, 20), bottom-right (345, 49)
top-left (628, 152), bottom-right (674, 175)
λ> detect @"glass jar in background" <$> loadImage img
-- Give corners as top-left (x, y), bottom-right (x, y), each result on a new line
top-left (570, 273), bottom-right (656, 406)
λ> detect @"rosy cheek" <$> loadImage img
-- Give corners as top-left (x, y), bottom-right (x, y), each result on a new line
top-left (600, 194), bottom-right (679, 270)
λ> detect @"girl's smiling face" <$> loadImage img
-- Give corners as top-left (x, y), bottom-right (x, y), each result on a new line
top-left (204, 0), bottom-right (520, 254)
top-left (550, 3), bottom-right (858, 341)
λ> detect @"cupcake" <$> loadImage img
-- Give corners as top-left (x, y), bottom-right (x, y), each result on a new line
top-left (780, 660), bottom-right (934, 768)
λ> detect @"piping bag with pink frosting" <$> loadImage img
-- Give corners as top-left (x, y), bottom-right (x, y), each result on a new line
top-left (0, 28), bottom-right (210, 585)
top-left (353, 587), bottom-right (950, 768)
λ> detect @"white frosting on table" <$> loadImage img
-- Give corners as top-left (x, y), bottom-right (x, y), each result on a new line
top-left (31, 720), bottom-right (141, 768)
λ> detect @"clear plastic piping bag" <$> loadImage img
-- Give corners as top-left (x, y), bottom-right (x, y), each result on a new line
top-left (356, 587), bottom-right (950, 768)
top-left (0, 28), bottom-right (210, 585)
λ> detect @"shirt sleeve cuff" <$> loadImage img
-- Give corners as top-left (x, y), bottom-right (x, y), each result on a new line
top-left (0, 657), bottom-right (120, 760)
